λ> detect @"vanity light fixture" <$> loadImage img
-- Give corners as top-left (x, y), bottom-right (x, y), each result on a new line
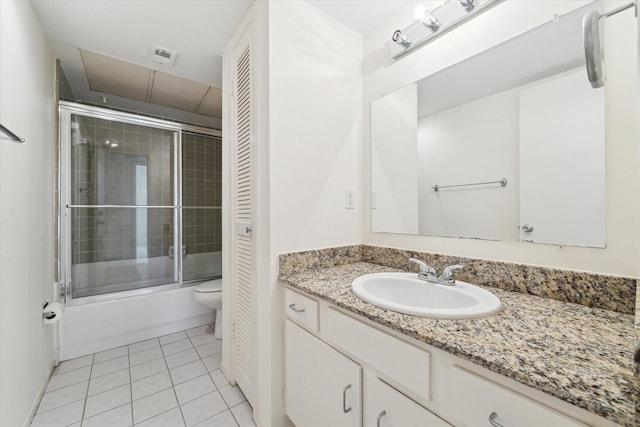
top-left (421, 13), bottom-right (440, 32)
top-left (392, 30), bottom-right (413, 48)
top-left (390, 0), bottom-right (501, 59)
top-left (457, 0), bottom-right (475, 12)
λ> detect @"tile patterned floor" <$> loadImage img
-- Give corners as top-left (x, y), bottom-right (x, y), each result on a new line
top-left (31, 324), bottom-right (255, 427)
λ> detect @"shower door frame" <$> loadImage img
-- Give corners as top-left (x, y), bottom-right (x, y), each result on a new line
top-left (59, 101), bottom-right (222, 305)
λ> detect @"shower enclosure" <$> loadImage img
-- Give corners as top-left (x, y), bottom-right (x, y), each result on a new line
top-left (59, 102), bottom-right (222, 301)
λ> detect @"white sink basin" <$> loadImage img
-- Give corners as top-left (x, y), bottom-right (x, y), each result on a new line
top-left (351, 272), bottom-right (501, 319)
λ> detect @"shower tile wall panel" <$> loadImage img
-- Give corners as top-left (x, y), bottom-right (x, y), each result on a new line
top-left (71, 117), bottom-right (176, 264)
top-left (182, 133), bottom-right (222, 254)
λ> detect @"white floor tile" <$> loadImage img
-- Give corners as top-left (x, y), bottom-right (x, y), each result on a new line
top-left (174, 374), bottom-right (216, 405)
top-left (88, 368), bottom-right (130, 396)
top-left (130, 346), bottom-right (164, 366)
top-left (136, 407), bottom-right (185, 427)
top-left (36, 381), bottom-right (88, 414)
top-left (189, 333), bottom-right (216, 347)
top-left (165, 348), bottom-right (200, 369)
top-left (180, 391), bottom-right (227, 426)
top-left (162, 338), bottom-right (194, 356)
top-left (130, 358), bottom-right (168, 382)
top-left (30, 400), bottom-right (84, 427)
top-left (132, 371), bottom-right (172, 401)
top-left (170, 360), bottom-right (207, 385)
top-left (129, 338), bottom-right (160, 354)
top-left (132, 388), bottom-right (178, 424)
top-left (209, 370), bottom-right (229, 388)
top-left (186, 324), bottom-right (213, 338)
top-left (159, 331), bottom-right (188, 345)
top-left (195, 409), bottom-right (238, 427)
top-left (195, 341), bottom-right (222, 359)
top-left (218, 385), bottom-right (246, 408)
top-left (93, 345), bottom-right (128, 364)
top-left (52, 355), bottom-right (93, 376)
top-left (46, 366), bottom-right (91, 392)
top-left (201, 354), bottom-right (222, 373)
top-left (91, 355), bottom-right (129, 378)
top-left (230, 401), bottom-right (255, 427)
top-left (35, 325), bottom-right (237, 427)
top-left (84, 384), bottom-right (131, 418)
top-left (81, 403), bottom-right (132, 427)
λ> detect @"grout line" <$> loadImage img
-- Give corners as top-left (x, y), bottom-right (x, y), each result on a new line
top-left (80, 353), bottom-right (95, 423)
top-left (159, 334), bottom-right (187, 427)
top-left (128, 343), bottom-right (134, 427)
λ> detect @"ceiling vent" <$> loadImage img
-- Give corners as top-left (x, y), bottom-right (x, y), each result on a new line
top-left (147, 45), bottom-right (178, 66)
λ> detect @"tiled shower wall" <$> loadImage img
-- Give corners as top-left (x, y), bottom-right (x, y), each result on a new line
top-left (182, 133), bottom-right (222, 254)
top-left (68, 117), bottom-right (221, 265)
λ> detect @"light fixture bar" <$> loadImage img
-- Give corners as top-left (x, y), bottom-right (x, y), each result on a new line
top-left (391, 0), bottom-right (502, 60)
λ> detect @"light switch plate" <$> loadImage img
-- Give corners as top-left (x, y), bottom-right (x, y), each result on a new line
top-left (345, 188), bottom-right (355, 209)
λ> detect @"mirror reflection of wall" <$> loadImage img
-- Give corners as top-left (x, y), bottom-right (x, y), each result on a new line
top-left (371, 1), bottom-right (608, 248)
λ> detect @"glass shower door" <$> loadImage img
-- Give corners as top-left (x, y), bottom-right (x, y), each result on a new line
top-left (68, 115), bottom-right (179, 298)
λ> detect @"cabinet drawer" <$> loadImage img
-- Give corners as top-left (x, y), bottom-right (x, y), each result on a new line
top-left (285, 288), bottom-right (319, 332)
top-left (451, 366), bottom-right (585, 427)
top-left (325, 308), bottom-right (431, 400)
top-left (366, 378), bottom-right (450, 427)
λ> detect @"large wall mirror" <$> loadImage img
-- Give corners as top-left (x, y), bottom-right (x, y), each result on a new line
top-left (371, 1), bottom-right (608, 248)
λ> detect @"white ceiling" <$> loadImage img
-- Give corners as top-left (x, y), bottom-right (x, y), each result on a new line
top-left (29, 0), bottom-right (412, 125)
top-left (307, 0), bottom-right (415, 34)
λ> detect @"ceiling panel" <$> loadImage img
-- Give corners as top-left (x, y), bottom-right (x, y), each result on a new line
top-left (195, 86), bottom-right (223, 118)
top-left (81, 49), bottom-right (151, 102)
top-left (150, 71), bottom-right (210, 113)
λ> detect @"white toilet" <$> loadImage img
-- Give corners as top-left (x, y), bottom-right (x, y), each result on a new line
top-left (193, 280), bottom-right (223, 339)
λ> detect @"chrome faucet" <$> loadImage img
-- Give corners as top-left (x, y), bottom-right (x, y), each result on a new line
top-left (408, 258), bottom-right (464, 286)
top-left (409, 258), bottom-right (437, 282)
top-left (438, 264), bottom-right (464, 285)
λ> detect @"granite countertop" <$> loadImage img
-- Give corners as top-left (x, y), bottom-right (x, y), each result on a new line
top-left (280, 262), bottom-right (637, 427)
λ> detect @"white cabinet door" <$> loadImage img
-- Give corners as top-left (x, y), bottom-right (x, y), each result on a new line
top-left (366, 378), bottom-right (450, 427)
top-left (285, 320), bottom-right (362, 427)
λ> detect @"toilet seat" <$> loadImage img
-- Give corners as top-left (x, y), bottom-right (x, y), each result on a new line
top-left (194, 281), bottom-right (222, 293)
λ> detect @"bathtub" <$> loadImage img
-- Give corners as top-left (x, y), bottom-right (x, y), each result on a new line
top-left (58, 252), bottom-right (221, 360)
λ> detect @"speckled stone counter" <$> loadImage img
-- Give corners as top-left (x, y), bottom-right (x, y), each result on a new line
top-left (280, 262), bottom-right (637, 426)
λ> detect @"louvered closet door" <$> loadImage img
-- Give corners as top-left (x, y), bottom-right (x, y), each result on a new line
top-left (232, 34), bottom-right (256, 406)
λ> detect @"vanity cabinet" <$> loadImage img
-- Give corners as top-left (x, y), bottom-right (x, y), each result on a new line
top-left (285, 320), bottom-right (362, 427)
top-left (284, 288), bottom-right (601, 427)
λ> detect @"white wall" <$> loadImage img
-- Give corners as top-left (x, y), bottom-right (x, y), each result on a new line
top-left (362, 0), bottom-right (640, 277)
top-left (371, 84), bottom-right (419, 234)
top-left (0, 1), bottom-right (56, 425)
top-left (417, 90), bottom-right (519, 240)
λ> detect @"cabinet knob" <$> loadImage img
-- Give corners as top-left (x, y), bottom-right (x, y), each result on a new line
top-left (342, 384), bottom-right (352, 413)
top-left (489, 412), bottom-right (505, 427)
top-left (377, 410), bottom-right (387, 427)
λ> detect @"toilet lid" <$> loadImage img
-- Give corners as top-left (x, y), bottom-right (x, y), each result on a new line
top-left (194, 281), bottom-right (222, 293)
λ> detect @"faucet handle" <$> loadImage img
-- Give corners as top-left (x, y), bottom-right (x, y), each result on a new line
top-left (440, 264), bottom-right (464, 283)
top-left (409, 258), bottom-right (436, 275)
